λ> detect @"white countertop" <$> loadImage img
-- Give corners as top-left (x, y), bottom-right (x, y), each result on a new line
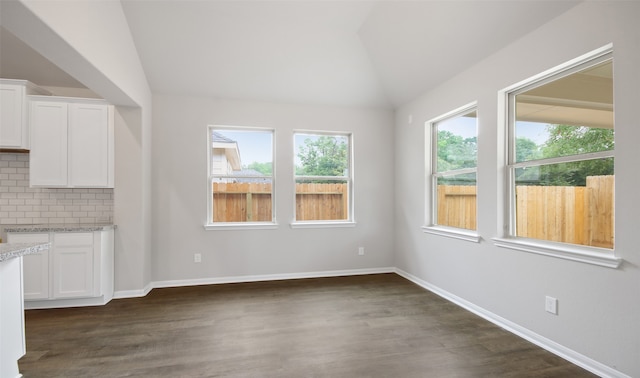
top-left (5, 224), bottom-right (116, 233)
top-left (0, 242), bottom-right (50, 263)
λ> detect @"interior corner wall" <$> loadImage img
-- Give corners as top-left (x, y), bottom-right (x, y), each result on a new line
top-left (394, 2), bottom-right (639, 377)
top-left (151, 94), bottom-right (395, 283)
top-left (1, 0), bottom-right (153, 294)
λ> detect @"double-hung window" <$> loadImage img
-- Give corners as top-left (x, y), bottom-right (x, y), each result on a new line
top-left (206, 126), bottom-right (276, 229)
top-left (495, 45), bottom-right (620, 268)
top-left (293, 132), bottom-right (353, 226)
top-left (424, 103), bottom-right (479, 242)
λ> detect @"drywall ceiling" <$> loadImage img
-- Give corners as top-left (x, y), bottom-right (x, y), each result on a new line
top-left (1, 1), bottom-right (581, 109)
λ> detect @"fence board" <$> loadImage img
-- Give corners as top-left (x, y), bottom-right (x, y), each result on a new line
top-left (587, 175), bottom-right (614, 248)
top-left (214, 178), bottom-right (613, 248)
top-left (213, 182), bottom-right (347, 222)
top-left (437, 185), bottom-right (477, 230)
top-left (437, 176), bottom-right (614, 248)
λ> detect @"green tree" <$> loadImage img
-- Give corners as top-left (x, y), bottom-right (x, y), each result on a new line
top-left (297, 136), bottom-right (348, 176)
top-left (246, 161), bottom-right (272, 175)
top-left (525, 125), bottom-right (614, 186)
top-left (437, 131), bottom-right (476, 172)
top-left (515, 137), bottom-right (541, 162)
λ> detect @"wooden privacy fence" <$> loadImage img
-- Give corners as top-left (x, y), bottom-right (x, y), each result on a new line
top-left (437, 175), bottom-right (614, 248)
top-left (212, 182), bottom-right (348, 222)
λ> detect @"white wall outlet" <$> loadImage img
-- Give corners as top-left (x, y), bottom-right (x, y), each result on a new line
top-left (545, 296), bottom-right (558, 315)
top-left (194, 253), bottom-right (202, 263)
top-left (358, 247), bottom-right (365, 256)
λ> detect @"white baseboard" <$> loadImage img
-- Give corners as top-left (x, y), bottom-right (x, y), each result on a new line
top-left (113, 267), bottom-right (394, 296)
top-left (113, 281), bottom-right (153, 299)
top-left (25, 295), bottom-right (111, 310)
top-left (151, 267), bottom-right (395, 289)
top-left (394, 268), bottom-right (630, 378)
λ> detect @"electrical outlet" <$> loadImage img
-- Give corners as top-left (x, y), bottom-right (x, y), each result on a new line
top-left (545, 296), bottom-right (558, 315)
top-left (358, 247), bottom-right (365, 256)
top-left (194, 253), bottom-right (202, 263)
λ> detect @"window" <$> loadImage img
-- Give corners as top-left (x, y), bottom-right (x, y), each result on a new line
top-left (293, 132), bottom-right (353, 226)
top-left (206, 126), bottom-right (275, 229)
top-left (423, 103), bottom-right (479, 242)
top-left (496, 45), bottom-right (620, 268)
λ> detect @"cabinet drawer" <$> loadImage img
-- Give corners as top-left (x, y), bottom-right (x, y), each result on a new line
top-left (54, 232), bottom-right (93, 246)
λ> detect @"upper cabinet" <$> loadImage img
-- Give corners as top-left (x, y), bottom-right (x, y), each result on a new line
top-left (0, 79), bottom-right (50, 150)
top-left (29, 96), bottom-right (114, 188)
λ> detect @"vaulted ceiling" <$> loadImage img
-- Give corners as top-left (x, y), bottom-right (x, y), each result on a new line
top-left (1, 1), bottom-right (580, 109)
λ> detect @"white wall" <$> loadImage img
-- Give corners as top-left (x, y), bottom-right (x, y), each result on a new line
top-left (1, 0), bottom-right (153, 293)
top-left (151, 94), bottom-right (395, 282)
top-left (394, 2), bottom-right (639, 377)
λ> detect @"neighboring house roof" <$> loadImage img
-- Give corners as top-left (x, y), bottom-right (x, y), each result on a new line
top-left (234, 168), bottom-right (270, 183)
top-left (212, 131), bottom-right (235, 143)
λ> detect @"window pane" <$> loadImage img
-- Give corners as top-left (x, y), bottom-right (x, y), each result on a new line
top-left (210, 128), bottom-right (273, 223)
top-left (436, 172), bottom-right (476, 230)
top-left (295, 134), bottom-right (348, 177)
top-left (515, 60), bottom-right (614, 163)
top-left (436, 111), bottom-right (477, 172)
top-left (211, 129), bottom-right (272, 177)
top-left (514, 159), bottom-right (614, 248)
top-left (295, 179), bottom-right (348, 221)
top-left (294, 132), bottom-right (351, 222)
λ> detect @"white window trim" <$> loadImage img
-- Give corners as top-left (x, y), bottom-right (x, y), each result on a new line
top-left (290, 221), bottom-right (356, 229)
top-left (424, 101), bottom-right (480, 242)
top-left (205, 222), bottom-right (279, 231)
top-left (492, 237), bottom-right (621, 269)
top-left (422, 225), bottom-right (481, 243)
top-left (495, 43), bottom-right (621, 268)
top-left (291, 131), bottom-right (355, 227)
top-left (204, 125), bottom-right (277, 229)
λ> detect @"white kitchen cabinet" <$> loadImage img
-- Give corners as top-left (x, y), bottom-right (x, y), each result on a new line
top-left (29, 96), bottom-right (114, 188)
top-left (0, 79), bottom-right (49, 150)
top-left (7, 228), bottom-right (114, 309)
top-left (29, 100), bottom-right (68, 186)
top-left (6, 233), bottom-right (50, 300)
top-left (52, 232), bottom-right (95, 298)
top-left (0, 256), bottom-right (26, 378)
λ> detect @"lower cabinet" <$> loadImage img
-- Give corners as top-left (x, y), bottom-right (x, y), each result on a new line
top-left (7, 229), bottom-right (114, 308)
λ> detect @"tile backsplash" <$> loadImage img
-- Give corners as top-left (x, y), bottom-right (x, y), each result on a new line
top-left (0, 153), bottom-right (113, 225)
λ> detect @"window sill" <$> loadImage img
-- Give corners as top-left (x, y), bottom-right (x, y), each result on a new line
top-left (492, 237), bottom-right (621, 269)
top-left (422, 226), bottom-right (481, 243)
top-left (290, 221), bottom-right (356, 229)
top-left (204, 222), bottom-right (279, 231)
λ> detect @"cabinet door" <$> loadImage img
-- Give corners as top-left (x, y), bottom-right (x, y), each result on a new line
top-left (7, 233), bottom-right (50, 300)
top-left (30, 101), bottom-right (68, 186)
top-left (0, 83), bottom-right (26, 148)
top-left (0, 257), bottom-right (26, 378)
top-left (68, 104), bottom-right (109, 187)
top-left (52, 233), bottom-right (94, 298)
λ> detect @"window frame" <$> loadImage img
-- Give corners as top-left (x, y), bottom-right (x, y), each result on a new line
top-left (291, 130), bottom-right (355, 228)
top-left (422, 102), bottom-right (480, 243)
top-left (204, 125), bottom-right (277, 230)
top-left (493, 44), bottom-right (621, 268)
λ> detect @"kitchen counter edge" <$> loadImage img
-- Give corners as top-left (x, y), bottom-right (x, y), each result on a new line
top-left (4, 224), bottom-right (117, 233)
top-left (0, 242), bottom-right (50, 262)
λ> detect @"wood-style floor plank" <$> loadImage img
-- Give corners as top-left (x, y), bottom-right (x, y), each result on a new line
top-left (19, 274), bottom-right (595, 377)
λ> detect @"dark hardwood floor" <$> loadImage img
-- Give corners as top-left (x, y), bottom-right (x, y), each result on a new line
top-left (19, 274), bottom-right (595, 377)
